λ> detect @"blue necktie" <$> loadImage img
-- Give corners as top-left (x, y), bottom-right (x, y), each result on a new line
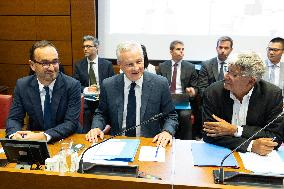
top-left (125, 82), bottom-right (136, 137)
top-left (44, 86), bottom-right (52, 130)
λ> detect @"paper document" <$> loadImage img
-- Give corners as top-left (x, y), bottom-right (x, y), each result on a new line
top-left (83, 139), bottom-right (140, 162)
top-left (138, 146), bottom-right (165, 162)
top-left (239, 150), bottom-right (284, 174)
top-left (0, 147), bottom-right (4, 154)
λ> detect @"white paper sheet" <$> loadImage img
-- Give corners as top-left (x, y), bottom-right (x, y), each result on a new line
top-left (138, 146), bottom-right (165, 162)
top-left (239, 150), bottom-right (284, 174)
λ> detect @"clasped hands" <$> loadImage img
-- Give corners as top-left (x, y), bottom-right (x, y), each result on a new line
top-left (12, 131), bottom-right (47, 141)
top-left (85, 128), bottom-right (173, 147)
top-left (203, 114), bottom-right (277, 156)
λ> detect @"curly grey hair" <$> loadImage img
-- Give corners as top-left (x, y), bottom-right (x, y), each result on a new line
top-left (227, 52), bottom-right (266, 79)
top-left (116, 41), bottom-right (143, 62)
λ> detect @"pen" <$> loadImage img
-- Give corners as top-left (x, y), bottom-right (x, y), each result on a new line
top-left (154, 146), bottom-right (159, 158)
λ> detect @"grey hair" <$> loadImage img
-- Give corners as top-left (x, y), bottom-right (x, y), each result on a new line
top-left (116, 41), bottom-right (144, 62)
top-left (227, 51), bottom-right (266, 79)
top-left (83, 35), bottom-right (99, 47)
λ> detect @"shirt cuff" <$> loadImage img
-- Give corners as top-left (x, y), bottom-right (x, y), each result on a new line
top-left (233, 125), bottom-right (243, 137)
top-left (44, 133), bottom-right (51, 142)
top-left (247, 141), bottom-right (254, 152)
top-left (83, 87), bottom-right (88, 94)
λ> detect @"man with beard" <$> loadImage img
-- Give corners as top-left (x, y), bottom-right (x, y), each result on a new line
top-left (202, 52), bottom-right (284, 155)
top-left (198, 36), bottom-right (233, 97)
top-left (6, 40), bottom-right (81, 142)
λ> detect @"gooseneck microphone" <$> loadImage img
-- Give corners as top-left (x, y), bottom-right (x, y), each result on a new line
top-left (216, 111), bottom-right (284, 184)
top-left (78, 112), bottom-right (166, 173)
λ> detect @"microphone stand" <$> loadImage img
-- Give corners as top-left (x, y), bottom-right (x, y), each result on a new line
top-left (78, 113), bottom-right (165, 173)
top-left (216, 111), bottom-right (284, 184)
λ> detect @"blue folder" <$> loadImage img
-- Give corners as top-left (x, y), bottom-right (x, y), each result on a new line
top-left (191, 142), bottom-right (239, 167)
top-left (93, 139), bottom-right (140, 162)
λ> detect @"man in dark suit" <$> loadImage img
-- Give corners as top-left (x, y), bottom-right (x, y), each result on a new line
top-left (6, 40), bottom-right (81, 142)
top-left (198, 36), bottom-right (233, 97)
top-left (157, 40), bottom-right (198, 140)
top-left (202, 52), bottom-right (284, 155)
top-left (86, 41), bottom-right (178, 147)
top-left (73, 35), bottom-right (115, 132)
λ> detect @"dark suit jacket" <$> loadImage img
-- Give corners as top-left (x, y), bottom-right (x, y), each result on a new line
top-left (202, 80), bottom-right (284, 152)
top-left (198, 57), bottom-right (220, 97)
top-left (73, 57), bottom-right (115, 92)
top-left (6, 73), bottom-right (81, 142)
top-left (157, 60), bottom-right (198, 97)
top-left (91, 72), bottom-right (179, 137)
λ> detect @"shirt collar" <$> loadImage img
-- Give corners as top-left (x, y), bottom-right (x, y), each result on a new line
top-left (267, 59), bottom-right (280, 68)
top-left (171, 59), bottom-right (182, 66)
top-left (217, 57), bottom-right (227, 65)
top-left (87, 56), bottom-right (98, 64)
top-left (230, 86), bottom-right (254, 103)
top-left (124, 74), bottom-right (143, 88)
top-left (38, 79), bottom-right (56, 93)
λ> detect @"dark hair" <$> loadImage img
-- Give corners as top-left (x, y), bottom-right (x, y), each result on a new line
top-left (170, 40), bottom-right (184, 50)
top-left (269, 37), bottom-right (284, 47)
top-left (83, 35), bottom-right (99, 47)
top-left (216, 36), bottom-right (233, 48)
top-left (141, 44), bottom-right (149, 69)
top-left (29, 40), bottom-right (57, 61)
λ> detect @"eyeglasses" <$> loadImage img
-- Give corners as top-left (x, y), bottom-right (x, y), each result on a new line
top-left (82, 45), bottom-right (95, 49)
top-left (32, 59), bottom-right (60, 68)
top-left (266, 47), bottom-right (284, 52)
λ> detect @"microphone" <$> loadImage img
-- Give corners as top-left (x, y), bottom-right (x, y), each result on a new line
top-left (215, 111), bottom-right (284, 184)
top-left (78, 112), bottom-right (166, 173)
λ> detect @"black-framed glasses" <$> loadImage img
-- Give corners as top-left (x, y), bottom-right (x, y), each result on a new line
top-left (82, 45), bottom-right (95, 49)
top-left (266, 47), bottom-right (284, 52)
top-left (32, 59), bottom-right (60, 68)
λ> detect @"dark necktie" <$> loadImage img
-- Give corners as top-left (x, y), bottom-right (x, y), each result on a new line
top-left (170, 63), bottom-right (178, 92)
top-left (125, 82), bottom-right (136, 137)
top-left (218, 62), bottom-right (225, 81)
top-left (270, 65), bottom-right (276, 83)
top-left (44, 86), bottom-right (52, 130)
top-left (89, 62), bottom-right (97, 85)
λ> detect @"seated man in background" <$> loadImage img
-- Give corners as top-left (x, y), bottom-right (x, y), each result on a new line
top-left (157, 40), bottom-right (198, 140)
top-left (73, 35), bottom-right (115, 133)
top-left (86, 41), bottom-right (178, 147)
top-left (198, 36), bottom-right (233, 97)
top-left (6, 40), bottom-right (81, 143)
top-left (262, 37), bottom-right (284, 88)
top-left (202, 51), bottom-right (284, 155)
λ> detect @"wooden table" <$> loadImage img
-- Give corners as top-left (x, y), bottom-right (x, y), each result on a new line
top-left (0, 131), bottom-right (273, 189)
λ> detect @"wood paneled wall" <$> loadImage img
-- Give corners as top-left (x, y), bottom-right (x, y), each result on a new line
top-left (0, 0), bottom-right (96, 94)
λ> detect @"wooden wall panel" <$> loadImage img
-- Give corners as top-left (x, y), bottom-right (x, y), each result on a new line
top-left (0, 41), bottom-right (72, 65)
top-left (0, 16), bottom-right (36, 40)
top-left (36, 16), bottom-right (71, 40)
top-left (0, 0), bottom-right (70, 15)
top-left (71, 0), bottom-right (96, 64)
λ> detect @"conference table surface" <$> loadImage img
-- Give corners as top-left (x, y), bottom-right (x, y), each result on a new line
top-left (0, 130), bottom-right (274, 189)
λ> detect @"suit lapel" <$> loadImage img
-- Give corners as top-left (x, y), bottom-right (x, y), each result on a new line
top-left (140, 72), bottom-right (152, 121)
top-left (165, 61), bottom-right (172, 82)
top-left (279, 61), bottom-right (284, 89)
top-left (51, 73), bottom-right (64, 123)
top-left (115, 74), bottom-right (124, 130)
top-left (247, 83), bottom-right (262, 123)
top-left (28, 76), bottom-right (44, 129)
top-left (98, 58), bottom-right (103, 85)
top-left (212, 58), bottom-right (219, 81)
top-left (82, 58), bottom-right (89, 85)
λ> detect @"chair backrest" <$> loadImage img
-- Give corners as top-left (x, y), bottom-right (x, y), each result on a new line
top-left (0, 95), bottom-right (13, 129)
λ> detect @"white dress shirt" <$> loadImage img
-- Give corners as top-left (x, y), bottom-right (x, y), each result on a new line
top-left (217, 58), bottom-right (228, 74)
top-left (83, 56), bottom-right (100, 94)
top-left (267, 59), bottom-right (281, 86)
top-left (122, 75), bottom-right (143, 136)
